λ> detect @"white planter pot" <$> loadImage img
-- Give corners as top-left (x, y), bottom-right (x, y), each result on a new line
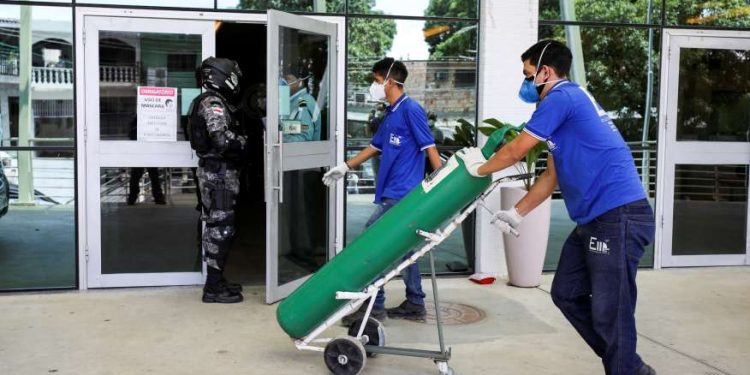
top-left (501, 186), bottom-right (551, 287)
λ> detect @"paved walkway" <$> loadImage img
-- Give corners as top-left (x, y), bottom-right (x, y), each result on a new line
top-left (0, 267), bottom-right (747, 374)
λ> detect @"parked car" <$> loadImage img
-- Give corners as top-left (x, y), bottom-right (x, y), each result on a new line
top-left (0, 162), bottom-right (8, 218)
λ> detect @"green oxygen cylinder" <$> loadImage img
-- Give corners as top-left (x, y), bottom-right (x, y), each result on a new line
top-left (276, 127), bottom-right (512, 339)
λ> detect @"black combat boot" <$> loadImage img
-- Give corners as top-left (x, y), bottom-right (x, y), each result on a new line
top-left (202, 283), bottom-right (243, 303)
top-left (220, 278), bottom-right (243, 294)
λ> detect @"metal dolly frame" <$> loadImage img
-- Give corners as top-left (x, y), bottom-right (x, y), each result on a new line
top-left (293, 174), bottom-right (533, 375)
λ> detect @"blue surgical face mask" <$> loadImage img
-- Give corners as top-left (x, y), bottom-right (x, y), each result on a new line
top-left (518, 42), bottom-right (564, 104)
top-left (518, 76), bottom-right (540, 103)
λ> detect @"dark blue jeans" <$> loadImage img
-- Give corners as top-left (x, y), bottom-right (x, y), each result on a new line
top-left (366, 198), bottom-right (426, 310)
top-left (551, 199), bottom-right (655, 375)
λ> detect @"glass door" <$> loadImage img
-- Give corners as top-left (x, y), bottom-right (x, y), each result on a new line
top-left (657, 30), bottom-right (750, 267)
top-left (83, 16), bottom-right (215, 287)
top-left (266, 10), bottom-right (338, 303)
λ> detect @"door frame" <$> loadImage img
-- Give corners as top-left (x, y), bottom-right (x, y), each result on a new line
top-left (75, 7), bottom-right (346, 290)
top-left (81, 15), bottom-right (214, 288)
top-left (654, 29), bottom-right (750, 269)
top-left (264, 9), bottom-right (339, 303)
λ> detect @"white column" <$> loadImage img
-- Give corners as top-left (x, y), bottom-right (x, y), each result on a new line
top-left (474, 0), bottom-right (538, 279)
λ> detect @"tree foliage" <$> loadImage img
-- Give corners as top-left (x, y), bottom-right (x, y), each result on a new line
top-left (423, 0), bottom-right (478, 59)
top-left (237, 0), bottom-right (344, 12)
top-left (236, 0), bottom-right (397, 87)
top-left (540, 0), bottom-right (750, 141)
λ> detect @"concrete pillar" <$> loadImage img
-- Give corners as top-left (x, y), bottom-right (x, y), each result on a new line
top-left (474, 0), bottom-right (538, 279)
top-left (18, 6), bottom-right (34, 205)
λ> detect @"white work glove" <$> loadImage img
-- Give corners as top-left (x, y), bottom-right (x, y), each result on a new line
top-left (322, 162), bottom-right (350, 186)
top-left (491, 207), bottom-right (523, 237)
top-left (456, 147), bottom-right (487, 177)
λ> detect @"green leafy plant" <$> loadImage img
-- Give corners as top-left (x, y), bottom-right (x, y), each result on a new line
top-left (479, 118), bottom-right (547, 190)
top-left (444, 118), bottom-right (476, 147)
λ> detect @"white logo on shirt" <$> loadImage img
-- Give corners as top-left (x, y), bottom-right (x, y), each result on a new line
top-left (546, 139), bottom-right (558, 151)
top-left (588, 236), bottom-right (610, 255)
top-left (389, 133), bottom-right (401, 146)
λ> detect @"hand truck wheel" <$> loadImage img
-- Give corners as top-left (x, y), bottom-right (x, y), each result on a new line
top-left (324, 336), bottom-right (367, 375)
top-left (436, 361), bottom-right (455, 375)
top-left (348, 317), bottom-right (386, 357)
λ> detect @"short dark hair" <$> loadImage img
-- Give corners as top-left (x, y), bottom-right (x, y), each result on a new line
top-left (372, 57), bottom-right (408, 86)
top-left (521, 40), bottom-right (572, 77)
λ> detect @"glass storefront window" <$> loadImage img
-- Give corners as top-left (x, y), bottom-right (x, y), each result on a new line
top-left (345, 17), bottom-right (478, 272)
top-left (219, 0), bottom-right (345, 13)
top-left (76, 0), bottom-right (214, 8)
top-left (672, 164), bottom-right (748, 256)
top-left (277, 26), bottom-right (331, 142)
top-left (278, 168), bottom-right (328, 284)
top-left (98, 31), bottom-right (202, 141)
top-left (0, 5), bottom-right (76, 290)
top-left (347, 19), bottom-right (478, 147)
top-left (0, 5), bottom-right (74, 149)
top-left (100, 167), bottom-right (201, 274)
top-left (538, 24), bottom-right (660, 270)
top-left (539, 24), bottom-right (661, 142)
top-left (539, 0), bottom-right (662, 24)
top-left (666, 1), bottom-right (750, 28)
top-left (677, 48), bottom-right (750, 142)
top-left (347, 0), bottom-right (477, 19)
top-left (0, 150), bottom-right (76, 289)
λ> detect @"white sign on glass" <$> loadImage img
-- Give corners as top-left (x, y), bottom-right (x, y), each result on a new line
top-left (137, 86), bottom-right (178, 142)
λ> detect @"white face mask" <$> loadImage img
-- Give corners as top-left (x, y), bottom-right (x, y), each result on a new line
top-left (367, 60), bottom-right (404, 102)
top-left (368, 81), bottom-right (386, 101)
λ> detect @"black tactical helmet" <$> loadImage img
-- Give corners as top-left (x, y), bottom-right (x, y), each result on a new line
top-left (200, 57), bottom-right (243, 96)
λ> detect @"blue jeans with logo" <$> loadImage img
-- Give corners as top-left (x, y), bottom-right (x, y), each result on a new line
top-left (551, 199), bottom-right (655, 375)
top-left (366, 198), bottom-right (426, 310)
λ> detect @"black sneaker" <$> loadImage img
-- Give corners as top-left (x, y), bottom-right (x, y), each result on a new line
top-left (386, 300), bottom-right (426, 321)
top-left (341, 303), bottom-right (386, 327)
top-left (202, 283), bottom-right (243, 303)
top-left (637, 364), bottom-right (657, 375)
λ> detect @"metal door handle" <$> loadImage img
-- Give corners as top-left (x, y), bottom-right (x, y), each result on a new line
top-left (272, 130), bottom-right (284, 203)
top-left (263, 131), bottom-right (267, 203)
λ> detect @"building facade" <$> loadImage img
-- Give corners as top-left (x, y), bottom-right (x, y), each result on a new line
top-left (0, 0), bottom-right (747, 296)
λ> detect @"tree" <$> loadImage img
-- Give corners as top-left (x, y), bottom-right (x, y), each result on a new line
top-left (346, 0), bottom-right (397, 87)
top-left (540, 0), bottom-right (750, 141)
top-left (423, 0), bottom-right (478, 59)
top-left (236, 0), bottom-right (344, 13)
top-left (236, 0), bottom-right (396, 87)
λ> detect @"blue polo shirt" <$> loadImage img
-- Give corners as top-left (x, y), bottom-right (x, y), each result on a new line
top-left (524, 81), bottom-right (646, 224)
top-left (370, 94), bottom-right (435, 203)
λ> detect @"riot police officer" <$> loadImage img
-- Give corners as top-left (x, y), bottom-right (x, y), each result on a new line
top-left (188, 57), bottom-right (247, 303)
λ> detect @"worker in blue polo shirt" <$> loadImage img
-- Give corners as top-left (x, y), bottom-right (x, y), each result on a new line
top-left (459, 40), bottom-right (656, 375)
top-left (322, 57), bottom-right (442, 325)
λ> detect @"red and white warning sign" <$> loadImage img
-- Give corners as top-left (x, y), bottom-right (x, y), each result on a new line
top-left (137, 86), bottom-right (178, 142)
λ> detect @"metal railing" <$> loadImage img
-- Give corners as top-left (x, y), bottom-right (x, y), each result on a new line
top-left (345, 141), bottom-right (661, 198)
top-left (0, 61), bottom-right (18, 76)
top-left (32, 67), bottom-right (73, 86)
top-left (0, 61), bottom-right (139, 85)
top-left (99, 65), bottom-right (139, 84)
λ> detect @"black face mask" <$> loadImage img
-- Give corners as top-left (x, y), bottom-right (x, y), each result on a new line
top-left (534, 68), bottom-right (547, 96)
top-left (531, 76), bottom-right (545, 96)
